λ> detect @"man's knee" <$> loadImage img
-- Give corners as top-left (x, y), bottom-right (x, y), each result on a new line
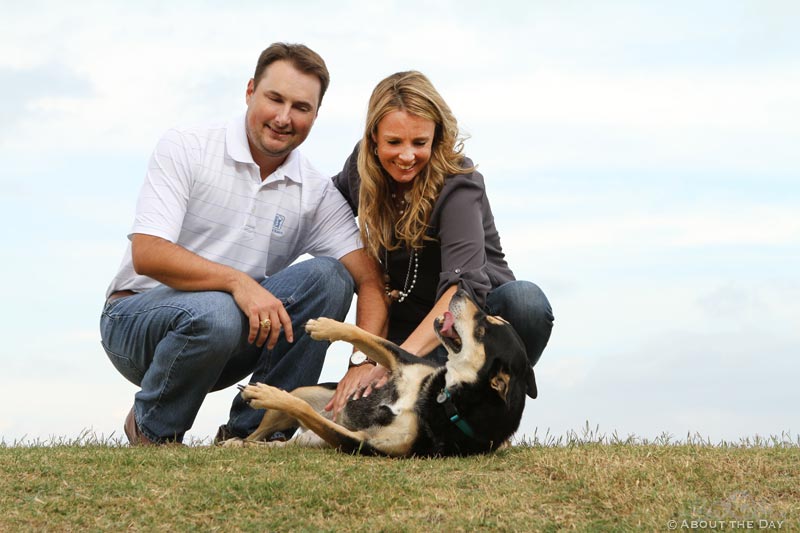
top-left (290, 257), bottom-right (355, 319)
top-left (182, 292), bottom-right (247, 355)
top-left (304, 256), bottom-right (355, 295)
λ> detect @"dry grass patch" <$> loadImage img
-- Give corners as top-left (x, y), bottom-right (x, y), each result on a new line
top-left (1, 430), bottom-right (798, 531)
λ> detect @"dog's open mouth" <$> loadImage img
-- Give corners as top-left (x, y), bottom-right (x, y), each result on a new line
top-left (437, 311), bottom-right (463, 352)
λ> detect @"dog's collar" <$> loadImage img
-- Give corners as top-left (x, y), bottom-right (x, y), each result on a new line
top-left (437, 387), bottom-right (477, 440)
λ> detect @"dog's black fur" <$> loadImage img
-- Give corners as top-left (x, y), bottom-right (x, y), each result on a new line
top-left (235, 289), bottom-right (537, 457)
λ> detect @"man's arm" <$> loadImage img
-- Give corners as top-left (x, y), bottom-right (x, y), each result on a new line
top-left (326, 248), bottom-right (388, 417)
top-left (337, 248), bottom-right (388, 338)
top-left (131, 233), bottom-right (292, 349)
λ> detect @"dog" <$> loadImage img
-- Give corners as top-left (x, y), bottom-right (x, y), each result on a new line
top-left (234, 289), bottom-right (537, 457)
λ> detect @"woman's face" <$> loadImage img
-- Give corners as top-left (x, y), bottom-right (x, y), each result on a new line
top-left (373, 110), bottom-right (436, 188)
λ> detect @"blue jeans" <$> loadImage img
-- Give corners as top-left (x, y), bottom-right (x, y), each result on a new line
top-left (428, 281), bottom-right (554, 366)
top-left (100, 257), bottom-right (354, 443)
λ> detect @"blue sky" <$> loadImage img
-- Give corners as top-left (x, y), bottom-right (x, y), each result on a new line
top-left (2, 0), bottom-right (798, 444)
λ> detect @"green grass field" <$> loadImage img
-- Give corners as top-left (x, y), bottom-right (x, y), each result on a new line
top-left (2, 429), bottom-right (798, 532)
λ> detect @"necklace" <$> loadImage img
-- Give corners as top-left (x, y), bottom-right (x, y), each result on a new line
top-left (384, 248), bottom-right (419, 303)
top-left (391, 192), bottom-right (408, 215)
top-left (383, 189), bottom-right (417, 303)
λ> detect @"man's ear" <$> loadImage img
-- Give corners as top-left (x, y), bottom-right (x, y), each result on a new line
top-left (246, 78), bottom-right (255, 104)
top-left (490, 370), bottom-right (511, 404)
top-left (526, 366), bottom-right (538, 399)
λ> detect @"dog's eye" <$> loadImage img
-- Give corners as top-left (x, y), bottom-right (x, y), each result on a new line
top-left (476, 325), bottom-right (486, 339)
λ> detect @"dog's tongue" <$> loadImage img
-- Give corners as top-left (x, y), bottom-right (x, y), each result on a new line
top-left (440, 311), bottom-right (457, 338)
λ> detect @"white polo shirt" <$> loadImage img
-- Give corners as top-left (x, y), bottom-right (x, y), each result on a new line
top-left (106, 115), bottom-right (361, 297)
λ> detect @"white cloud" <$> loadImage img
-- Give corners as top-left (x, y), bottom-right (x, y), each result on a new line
top-left (499, 204), bottom-right (800, 252)
top-left (524, 321), bottom-right (800, 442)
top-left (452, 66), bottom-right (800, 176)
top-left (455, 69), bottom-right (799, 129)
top-left (3, 2), bottom-right (798, 182)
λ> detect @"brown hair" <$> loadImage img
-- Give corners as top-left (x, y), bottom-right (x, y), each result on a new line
top-left (357, 71), bottom-right (473, 259)
top-left (253, 43), bottom-right (330, 106)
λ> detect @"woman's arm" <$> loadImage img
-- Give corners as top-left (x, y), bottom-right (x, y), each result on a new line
top-left (399, 284), bottom-right (459, 356)
top-left (348, 284), bottom-right (458, 403)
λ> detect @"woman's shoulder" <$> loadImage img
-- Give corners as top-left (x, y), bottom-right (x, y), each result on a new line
top-left (429, 158), bottom-right (489, 227)
top-left (439, 157), bottom-right (485, 195)
top-left (331, 142), bottom-right (361, 213)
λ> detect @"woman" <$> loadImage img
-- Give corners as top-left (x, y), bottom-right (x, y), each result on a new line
top-left (329, 71), bottom-right (553, 413)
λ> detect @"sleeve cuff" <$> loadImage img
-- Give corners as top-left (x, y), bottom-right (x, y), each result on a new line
top-left (437, 266), bottom-right (492, 307)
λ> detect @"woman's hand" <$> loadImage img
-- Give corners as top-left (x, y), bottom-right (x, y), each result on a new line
top-left (326, 363), bottom-right (390, 420)
top-left (357, 364), bottom-right (390, 398)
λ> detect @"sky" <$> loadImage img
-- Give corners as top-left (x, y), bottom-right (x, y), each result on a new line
top-left (1, 0), bottom-right (798, 446)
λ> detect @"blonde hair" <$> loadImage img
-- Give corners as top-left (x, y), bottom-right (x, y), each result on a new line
top-left (357, 71), bottom-right (474, 260)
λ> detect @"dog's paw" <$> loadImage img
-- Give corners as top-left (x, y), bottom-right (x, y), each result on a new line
top-left (305, 317), bottom-right (340, 341)
top-left (218, 437), bottom-right (246, 448)
top-left (219, 437), bottom-right (284, 448)
top-left (240, 382), bottom-right (290, 411)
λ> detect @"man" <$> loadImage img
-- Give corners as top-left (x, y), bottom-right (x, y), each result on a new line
top-left (100, 43), bottom-right (386, 445)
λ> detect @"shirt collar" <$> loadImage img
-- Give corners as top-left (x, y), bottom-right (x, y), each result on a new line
top-left (226, 115), bottom-right (255, 165)
top-left (226, 114), bottom-right (303, 183)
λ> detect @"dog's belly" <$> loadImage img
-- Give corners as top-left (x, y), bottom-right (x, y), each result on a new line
top-left (364, 411), bottom-right (420, 456)
top-left (339, 364), bottom-right (434, 432)
top-left (340, 382), bottom-right (399, 430)
top-left (342, 389), bottom-right (421, 457)
top-left (337, 366), bottom-right (438, 456)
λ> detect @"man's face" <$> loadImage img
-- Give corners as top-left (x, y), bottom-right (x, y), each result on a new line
top-left (245, 60), bottom-right (321, 164)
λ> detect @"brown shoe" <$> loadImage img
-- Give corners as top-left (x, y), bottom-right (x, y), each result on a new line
top-left (124, 407), bottom-right (155, 446)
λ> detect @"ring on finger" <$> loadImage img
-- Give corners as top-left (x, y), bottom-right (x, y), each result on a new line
top-left (259, 318), bottom-right (271, 330)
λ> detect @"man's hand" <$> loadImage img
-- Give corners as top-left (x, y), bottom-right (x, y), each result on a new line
top-left (325, 364), bottom-right (390, 420)
top-left (231, 276), bottom-right (294, 350)
top-left (131, 234), bottom-right (294, 350)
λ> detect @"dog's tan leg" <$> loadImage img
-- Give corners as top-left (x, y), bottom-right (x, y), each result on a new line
top-left (246, 386), bottom-right (335, 442)
top-left (241, 383), bottom-right (375, 453)
top-left (247, 409), bottom-right (298, 442)
top-left (305, 318), bottom-right (400, 372)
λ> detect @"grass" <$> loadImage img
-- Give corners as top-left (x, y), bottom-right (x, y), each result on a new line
top-left (2, 426), bottom-right (798, 532)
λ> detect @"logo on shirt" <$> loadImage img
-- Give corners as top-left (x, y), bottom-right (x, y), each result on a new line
top-left (272, 214), bottom-right (286, 236)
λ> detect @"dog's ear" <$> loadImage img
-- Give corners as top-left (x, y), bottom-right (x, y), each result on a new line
top-left (490, 370), bottom-right (511, 404)
top-left (526, 366), bottom-right (538, 399)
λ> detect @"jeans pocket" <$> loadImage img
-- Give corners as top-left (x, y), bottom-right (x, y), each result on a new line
top-left (102, 296), bottom-right (131, 318)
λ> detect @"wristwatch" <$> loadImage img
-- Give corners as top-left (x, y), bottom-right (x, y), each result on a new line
top-left (349, 351), bottom-right (376, 368)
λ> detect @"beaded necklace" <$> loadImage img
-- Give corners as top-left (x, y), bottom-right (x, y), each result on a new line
top-left (384, 248), bottom-right (419, 303)
top-left (384, 191), bottom-right (419, 303)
